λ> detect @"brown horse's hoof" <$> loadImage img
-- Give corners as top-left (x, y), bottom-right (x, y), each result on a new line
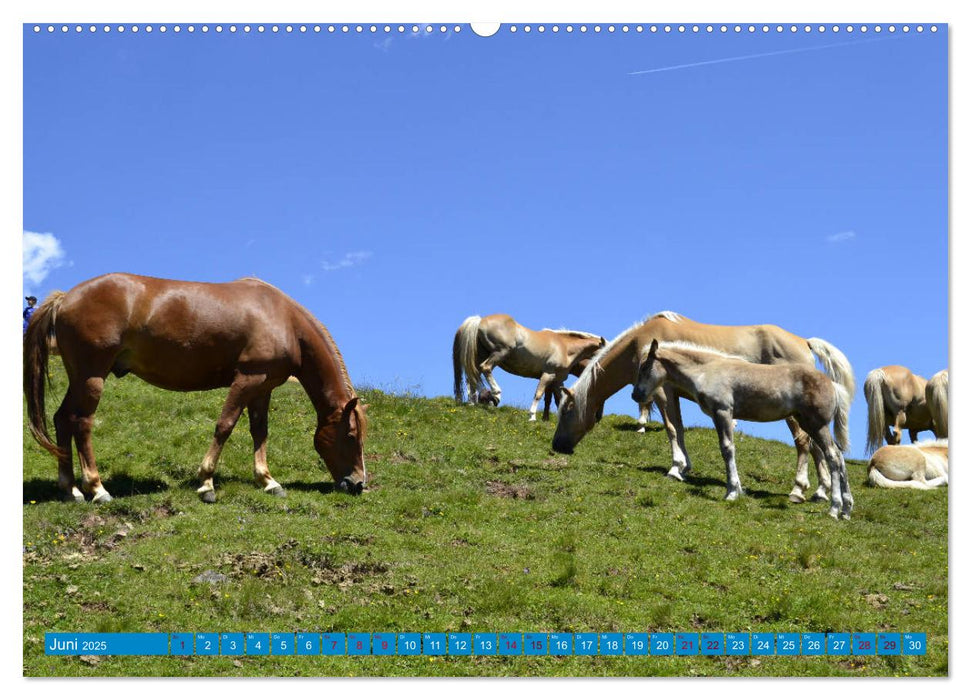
top-left (200, 490), bottom-right (217, 504)
top-left (788, 492), bottom-right (806, 504)
top-left (92, 491), bottom-right (113, 504)
top-left (64, 491), bottom-right (85, 504)
top-left (266, 485), bottom-right (287, 498)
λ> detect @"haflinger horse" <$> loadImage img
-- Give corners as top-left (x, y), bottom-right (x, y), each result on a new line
top-left (551, 311), bottom-right (856, 504)
top-left (24, 273), bottom-right (368, 503)
top-left (630, 340), bottom-right (853, 519)
top-left (864, 365), bottom-right (937, 453)
top-left (453, 314), bottom-right (609, 421)
top-left (868, 439), bottom-right (948, 490)
top-left (925, 370), bottom-right (948, 439)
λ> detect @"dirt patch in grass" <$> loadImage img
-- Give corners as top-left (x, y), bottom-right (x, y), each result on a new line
top-left (486, 480), bottom-right (534, 500)
top-left (215, 538), bottom-right (391, 592)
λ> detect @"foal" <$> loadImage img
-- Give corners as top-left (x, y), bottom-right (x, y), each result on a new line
top-left (630, 340), bottom-right (853, 520)
top-left (867, 439), bottom-right (948, 490)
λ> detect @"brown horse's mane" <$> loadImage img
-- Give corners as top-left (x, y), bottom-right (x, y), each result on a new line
top-left (236, 277), bottom-right (355, 397)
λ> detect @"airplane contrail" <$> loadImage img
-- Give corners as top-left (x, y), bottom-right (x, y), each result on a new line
top-left (628, 36), bottom-right (897, 76)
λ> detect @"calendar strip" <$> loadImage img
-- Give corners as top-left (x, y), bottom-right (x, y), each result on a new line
top-left (44, 632), bottom-right (927, 657)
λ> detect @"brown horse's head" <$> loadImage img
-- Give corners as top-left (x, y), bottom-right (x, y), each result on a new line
top-left (315, 397), bottom-right (368, 494)
top-left (551, 387), bottom-right (599, 454)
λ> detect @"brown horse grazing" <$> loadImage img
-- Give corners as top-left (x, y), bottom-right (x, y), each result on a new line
top-left (629, 340), bottom-right (853, 519)
top-left (867, 439), bottom-right (948, 490)
top-left (452, 314), bottom-right (607, 421)
top-left (864, 365), bottom-right (936, 453)
top-left (24, 273), bottom-right (368, 503)
top-left (551, 311), bottom-right (856, 504)
top-left (925, 370), bottom-right (948, 439)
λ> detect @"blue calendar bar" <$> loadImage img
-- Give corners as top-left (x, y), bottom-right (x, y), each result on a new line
top-left (44, 633), bottom-right (169, 656)
top-left (43, 631), bottom-right (931, 657)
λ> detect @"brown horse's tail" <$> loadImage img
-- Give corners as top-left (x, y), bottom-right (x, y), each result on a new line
top-left (453, 315), bottom-right (482, 402)
top-left (864, 368), bottom-right (888, 455)
top-left (832, 383), bottom-right (851, 454)
top-left (24, 291), bottom-right (66, 458)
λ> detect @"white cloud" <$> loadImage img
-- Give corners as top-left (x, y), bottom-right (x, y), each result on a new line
top-left (303, 274), bottom-right (315, 286)
top-left (321, 251), bottom-right (372, 272)
top-left (826, 230), bottom-right (857, 244)
top-left (23, 231), bottom-right (67, 290)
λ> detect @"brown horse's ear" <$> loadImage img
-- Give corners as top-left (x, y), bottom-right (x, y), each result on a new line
top-left (599, 336), bottom-right (607, 347)
top-left (342, 397), bottom-right (361, 434)
top-left (559, 387), bottom-right (575, 407)
top-left (649, 338), bottom-right (659, 354)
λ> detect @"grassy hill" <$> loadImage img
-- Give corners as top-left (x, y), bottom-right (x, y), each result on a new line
top-left (23, 368), bottom-right (948, 677)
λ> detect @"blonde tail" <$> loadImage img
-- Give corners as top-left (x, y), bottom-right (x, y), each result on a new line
top-left (926, 370), bottom-right (949, 438)
top-left (452, 315), bottom-right (482, 402)
top-left (832, 384), bottom-right (851, 453)
top-left (864, 369), bottom-right (888, 455)
top-left (808, 337), bottom-right (856, 397)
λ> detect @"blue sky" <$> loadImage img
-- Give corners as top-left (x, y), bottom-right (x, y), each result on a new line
top-left (23, 24), bottom-right (947, 458)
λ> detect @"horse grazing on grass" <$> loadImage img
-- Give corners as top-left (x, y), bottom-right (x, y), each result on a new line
top-left (868, 440), bottom-right (948, 490)
top-left (24, 273), bottom-right (368, 503)
top-left (629, 340), bottom-right (853, 519)
top-left (864, 366), bottom-right (936, 453)
top-left (925, 370), bottom-right (948, 439)
top-left (551, 311), bottom-right (855, 504)
top-left (453, 314), bottom-right (608, 421)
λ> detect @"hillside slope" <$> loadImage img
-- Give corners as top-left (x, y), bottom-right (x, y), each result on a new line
top-left (23, 370), bottom-right (948, 677)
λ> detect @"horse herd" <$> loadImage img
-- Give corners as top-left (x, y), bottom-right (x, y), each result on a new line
top-left (24, 274), bottom-right (949, 523)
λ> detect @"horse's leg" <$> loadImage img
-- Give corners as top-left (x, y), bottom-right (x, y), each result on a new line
top-left (714, 409), bottom-right (744, 500)
top-left (197, 379), bottom-right (253, 503)
top-left (806, 424), bottom-right (850, 520)
top-left (908, 428), bottom-right (920, 444)
top-left (247, 392), bottom-right (286, 497)
top-left (666, 387), bottom-right (693, 476)
top-left (529, 373), bottom-right (555, 421)
top-left (785, 418), bottom-right (829, 503)
top-left (888, 411), bottom-right (906, 445)
top-left (479, 350), bottom-right (509, 404)
top-left (71, 376), bottom-right (112, 503)
top-left (543, 386), bottom-right (555, 419)
top-left (637, 402), bottom-right (650, 433)
top-left (53, 393), bottom-right (84, 503)
top-left (655, 391), bottom-right (686, 480)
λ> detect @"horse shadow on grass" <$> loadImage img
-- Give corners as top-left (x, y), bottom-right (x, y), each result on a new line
top-left (23, 474), bottom-right (169, 504)
top-left (633, 465), bottom-right (783, 503)
top-left (612, 423), bottom-right (664, 434)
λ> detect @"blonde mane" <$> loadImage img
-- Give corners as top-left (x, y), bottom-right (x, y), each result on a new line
top-left (655, 340), bottom-right (748, 363)
top-left (540, 327), bottom-right (601, 340)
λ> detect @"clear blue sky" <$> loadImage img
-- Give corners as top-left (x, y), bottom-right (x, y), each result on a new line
top-left (23, 24), bottom-right (947, 459)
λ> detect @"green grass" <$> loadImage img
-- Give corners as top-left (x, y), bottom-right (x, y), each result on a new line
top-left (23, 368), bottom-right (948, 677)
